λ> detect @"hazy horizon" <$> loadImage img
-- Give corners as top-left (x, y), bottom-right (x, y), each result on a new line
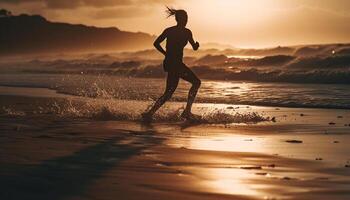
top-left (1, 0), bottom-right (350, 48)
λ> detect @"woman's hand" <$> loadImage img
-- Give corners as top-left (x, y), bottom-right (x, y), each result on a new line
top-left (193, 42), bottom-right (200, 50)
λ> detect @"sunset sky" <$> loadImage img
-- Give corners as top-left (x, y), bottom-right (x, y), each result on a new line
top-left (1, 0), bottom-right (350, 48)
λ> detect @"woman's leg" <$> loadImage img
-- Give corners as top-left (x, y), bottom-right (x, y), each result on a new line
top-left (178, 65), bottom-right (201, 117)
top-left (145, 72), bottom-right (179, 117)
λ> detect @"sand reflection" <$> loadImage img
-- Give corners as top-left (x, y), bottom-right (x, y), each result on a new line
top-left (166, 129), bottom-right (350, 198)
top-left (201, 168), bottom-right (263, 197)
top-left (179, 135), bottom-right (264, 153)
top-left (184, 136), bottom-right (270, 198)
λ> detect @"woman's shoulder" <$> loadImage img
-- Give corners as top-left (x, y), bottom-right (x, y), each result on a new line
top-left (160, 26), bottom-right (174, 35)
top-left (164, 26), bottom-right (177, 31)
top-left (163, 26), bottom-right (191, 35)
top-left (185, 28), bottom-right (192, 34)
top-left (184, 28), bottom-right (193, 37)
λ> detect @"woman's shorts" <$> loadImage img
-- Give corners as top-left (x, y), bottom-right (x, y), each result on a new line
top-left (163, 58), bottom-right (186, 73)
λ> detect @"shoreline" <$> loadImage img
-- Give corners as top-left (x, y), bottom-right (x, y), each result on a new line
top-left (1, 84), bottom-right (350, 111)
top-left (1, 74), bottom-right (350, 109)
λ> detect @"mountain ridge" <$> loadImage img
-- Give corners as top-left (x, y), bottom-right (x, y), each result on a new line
top-left (0, 11), bottom-right (156, 55)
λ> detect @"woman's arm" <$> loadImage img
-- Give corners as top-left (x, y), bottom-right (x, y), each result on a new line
top-left (188, 30), bottom-right (199, 51)
top-left (153, 30), bottom-right (167, 56)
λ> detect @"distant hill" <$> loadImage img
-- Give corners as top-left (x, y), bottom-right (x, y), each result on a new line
top-left (0, 10), bottom-right (155, 55)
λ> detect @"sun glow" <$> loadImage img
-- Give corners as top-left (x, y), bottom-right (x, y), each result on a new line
top-left (174, 0), bottom-right (285, 48)
top-left (186, 0), bottom-right (278, 27)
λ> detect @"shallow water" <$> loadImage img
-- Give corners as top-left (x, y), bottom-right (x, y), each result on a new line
top-left (1, 73), bottom-right (350, 109)
top-left (167, 133), bottom-right (350, 164)
top-left (105, 121), bottom-right (350, 200)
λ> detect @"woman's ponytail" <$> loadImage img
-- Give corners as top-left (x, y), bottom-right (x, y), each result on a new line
top-left (166, 6), bottom-right (177, 18)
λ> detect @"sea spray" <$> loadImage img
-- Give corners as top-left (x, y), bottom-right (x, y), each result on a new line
top-left (1, 107), bottom-right (26, 117)
top-left (0, 97), bottom-right (270, 124)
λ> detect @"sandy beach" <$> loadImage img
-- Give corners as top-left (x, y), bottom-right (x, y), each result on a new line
top-left (1, 86), bottom-right (349, 200)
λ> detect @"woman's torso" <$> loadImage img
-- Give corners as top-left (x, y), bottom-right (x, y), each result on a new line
top-left (165, 26), bottom-right (189, 61)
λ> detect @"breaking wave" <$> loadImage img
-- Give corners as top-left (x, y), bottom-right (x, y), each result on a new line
top-left (3, 49), bottom-right (350, 85)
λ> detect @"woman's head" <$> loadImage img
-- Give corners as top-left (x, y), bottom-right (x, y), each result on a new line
top-left (166, 7), bottom-right (188, 27)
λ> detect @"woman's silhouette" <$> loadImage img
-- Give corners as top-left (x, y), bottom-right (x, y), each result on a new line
top-left (142, 7), bottom-right (201, 122)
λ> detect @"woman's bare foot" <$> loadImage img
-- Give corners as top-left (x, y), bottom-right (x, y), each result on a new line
top-left (180, 111), bottom-right (202, 121)
top-left (141, 112), bottom-right (153, 123)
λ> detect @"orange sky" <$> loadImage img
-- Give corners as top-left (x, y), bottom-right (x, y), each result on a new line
top-left (1, 0), bottom-right (350, 48)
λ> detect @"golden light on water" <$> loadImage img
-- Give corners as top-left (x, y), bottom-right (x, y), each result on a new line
top-left (166, 128), bottom-right (350, 198)
top-left (202, 168), bottom-right (262, 196)
top-left (180, 135), bottom-right (264, 153)
top-left (205, 81), bottom-right (254, 97)
top-left (168, 134), bottom-right (269, 197)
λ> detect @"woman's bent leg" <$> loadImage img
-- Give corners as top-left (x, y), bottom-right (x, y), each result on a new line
top-left (179, 65), bottom-right (201, 116)
top-left (145, 73), bottom-right (179, 116)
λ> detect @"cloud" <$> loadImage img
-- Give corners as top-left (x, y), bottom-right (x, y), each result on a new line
top-left (94, 7), bottom-right (150, 19)
top-left (0, 0), bottom-right (174, 9)
top-left (0, 0), bottom-right (39, 3)
top-left (45, 0), bottom-right (132, 9)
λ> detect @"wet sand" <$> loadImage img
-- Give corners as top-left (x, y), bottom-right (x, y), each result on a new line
top-left (1, 87), bottom-right (350, 200)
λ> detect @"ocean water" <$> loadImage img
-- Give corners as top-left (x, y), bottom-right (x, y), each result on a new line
top-left (1, 73), bottom-right (350, 109)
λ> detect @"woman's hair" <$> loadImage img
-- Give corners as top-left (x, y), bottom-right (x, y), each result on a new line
top-left (166, 6), bottom-right (187, 22)
top-left (166, 6), bottom-right (178, 18)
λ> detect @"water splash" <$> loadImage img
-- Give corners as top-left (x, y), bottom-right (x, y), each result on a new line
top-left (1, 107), bottom-right (26, 117)
top-left (1, 98), bottom-right (270, 124)
top-left (201, 110), bottom-right (269, 124)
